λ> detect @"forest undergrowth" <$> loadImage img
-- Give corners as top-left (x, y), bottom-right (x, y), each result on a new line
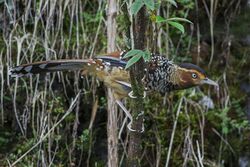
top-left (0, 0), bottom-right (249, 166)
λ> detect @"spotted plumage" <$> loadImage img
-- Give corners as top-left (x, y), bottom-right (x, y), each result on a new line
top-left (9, 51), bottom-right (218, 99)
top-left (142, 54), bottom-right (178, 94)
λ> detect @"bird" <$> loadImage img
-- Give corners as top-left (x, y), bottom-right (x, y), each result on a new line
top-left (9, 51), bottom-right (218, 98)
top-left (9, 51), bottom-right (218, 131)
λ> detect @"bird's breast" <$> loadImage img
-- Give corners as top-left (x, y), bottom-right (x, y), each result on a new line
top-left (142, 57), bottom-right (179, 93)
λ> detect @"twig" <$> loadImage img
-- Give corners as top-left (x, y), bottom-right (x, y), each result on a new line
top-left (165, 97), bottom-right (184, 167)
top-left (196, 140), bottom-right (204, 167)
top-left (212, 128), bottom-right (235, 155)
top-left (0, 50), bottom-right (4, 125)
top-left (202, 0), bottom-right (215, 69)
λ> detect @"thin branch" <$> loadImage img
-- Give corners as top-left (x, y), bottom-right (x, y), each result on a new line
top-left (165, 97), bottom-right (184, 167)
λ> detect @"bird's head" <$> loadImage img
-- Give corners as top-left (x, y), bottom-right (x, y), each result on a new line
top-left (177, 63), bottom-right (218, 89)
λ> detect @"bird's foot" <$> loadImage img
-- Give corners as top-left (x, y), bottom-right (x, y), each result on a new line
top-left (128, 91), bottom-right (146, 99)
top-left (116, 100), bottom-right (144, 133)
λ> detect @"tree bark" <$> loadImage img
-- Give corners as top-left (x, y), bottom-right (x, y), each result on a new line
top-left (127, 6), bottom-right (147, 167)
top-left (107, 0), bottom-right (118, 167)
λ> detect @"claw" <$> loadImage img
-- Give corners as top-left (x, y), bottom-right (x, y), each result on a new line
top-left (128, 91), bottom-right (146, 99)
top-left (116, 100), bottom-right (144, 133)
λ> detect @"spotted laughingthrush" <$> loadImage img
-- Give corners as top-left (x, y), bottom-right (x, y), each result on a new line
top-left (9, 51), bottom-right (218, 97)
top-left (9, 51), bottom-right (218, 131)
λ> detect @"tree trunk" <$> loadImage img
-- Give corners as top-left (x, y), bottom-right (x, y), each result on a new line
top-left (127, 6), bottom-right (147, 167)
top-left (107, 0), bottom-right (118, 167)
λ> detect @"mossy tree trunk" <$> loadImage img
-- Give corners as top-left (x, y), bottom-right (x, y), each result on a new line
top-left (127, 6), bottom-right (147, 167)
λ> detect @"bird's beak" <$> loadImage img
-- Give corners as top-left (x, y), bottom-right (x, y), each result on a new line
top-left (201, 78), bottom-right (218, 87)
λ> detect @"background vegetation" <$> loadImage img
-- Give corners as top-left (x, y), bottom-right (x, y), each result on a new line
top-left (0, 0), bottom-right (250, 166)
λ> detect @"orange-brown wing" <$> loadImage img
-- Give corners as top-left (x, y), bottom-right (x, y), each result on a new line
top-left (94, 53), bottom-right (127, 69)
top-left (102, 51), bottom-right (126, 59)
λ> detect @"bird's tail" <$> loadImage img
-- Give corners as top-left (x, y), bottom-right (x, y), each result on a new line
top-left (9, 59), bottom-right (90, 77)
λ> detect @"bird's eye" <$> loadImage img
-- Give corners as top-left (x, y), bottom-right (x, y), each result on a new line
top-left (192, 73), bottom-right (198, 79)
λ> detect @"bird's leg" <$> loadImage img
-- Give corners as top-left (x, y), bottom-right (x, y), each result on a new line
top-left (115, 100), bottom-right (145, 133)
top-left (118, 116), bottom-right (128, 139)
top-left (126, 91), bottom-right (146, 133)
top-left (115, 100), bottom-right (136, 132)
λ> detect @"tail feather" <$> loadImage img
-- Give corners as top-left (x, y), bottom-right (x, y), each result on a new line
top-left (9, 55), bottom-right (128, 78)
top-left (9, 60), bottom-right (89, 77)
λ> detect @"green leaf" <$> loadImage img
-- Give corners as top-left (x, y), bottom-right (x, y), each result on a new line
top-left (156, 16), bottom-right (192, 24)
top-left (142, 51), bottom-right (151, 62)
top-left (168, 21), bottom-right (185, 33)
top-left (144, 0), bottom-right (154, 10)
top-left (165, 0), bottom-right (177, 7)
top-left (125, 54), bottom-right (142, 69)
top-left (131, 0), bottom-right (144, 15)
top-left (167, 17), bottom-right (193, 24)
top-left (155, 16), bottom-right (167, 23)
top-left (123, 49), bottom-right (143, 59)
